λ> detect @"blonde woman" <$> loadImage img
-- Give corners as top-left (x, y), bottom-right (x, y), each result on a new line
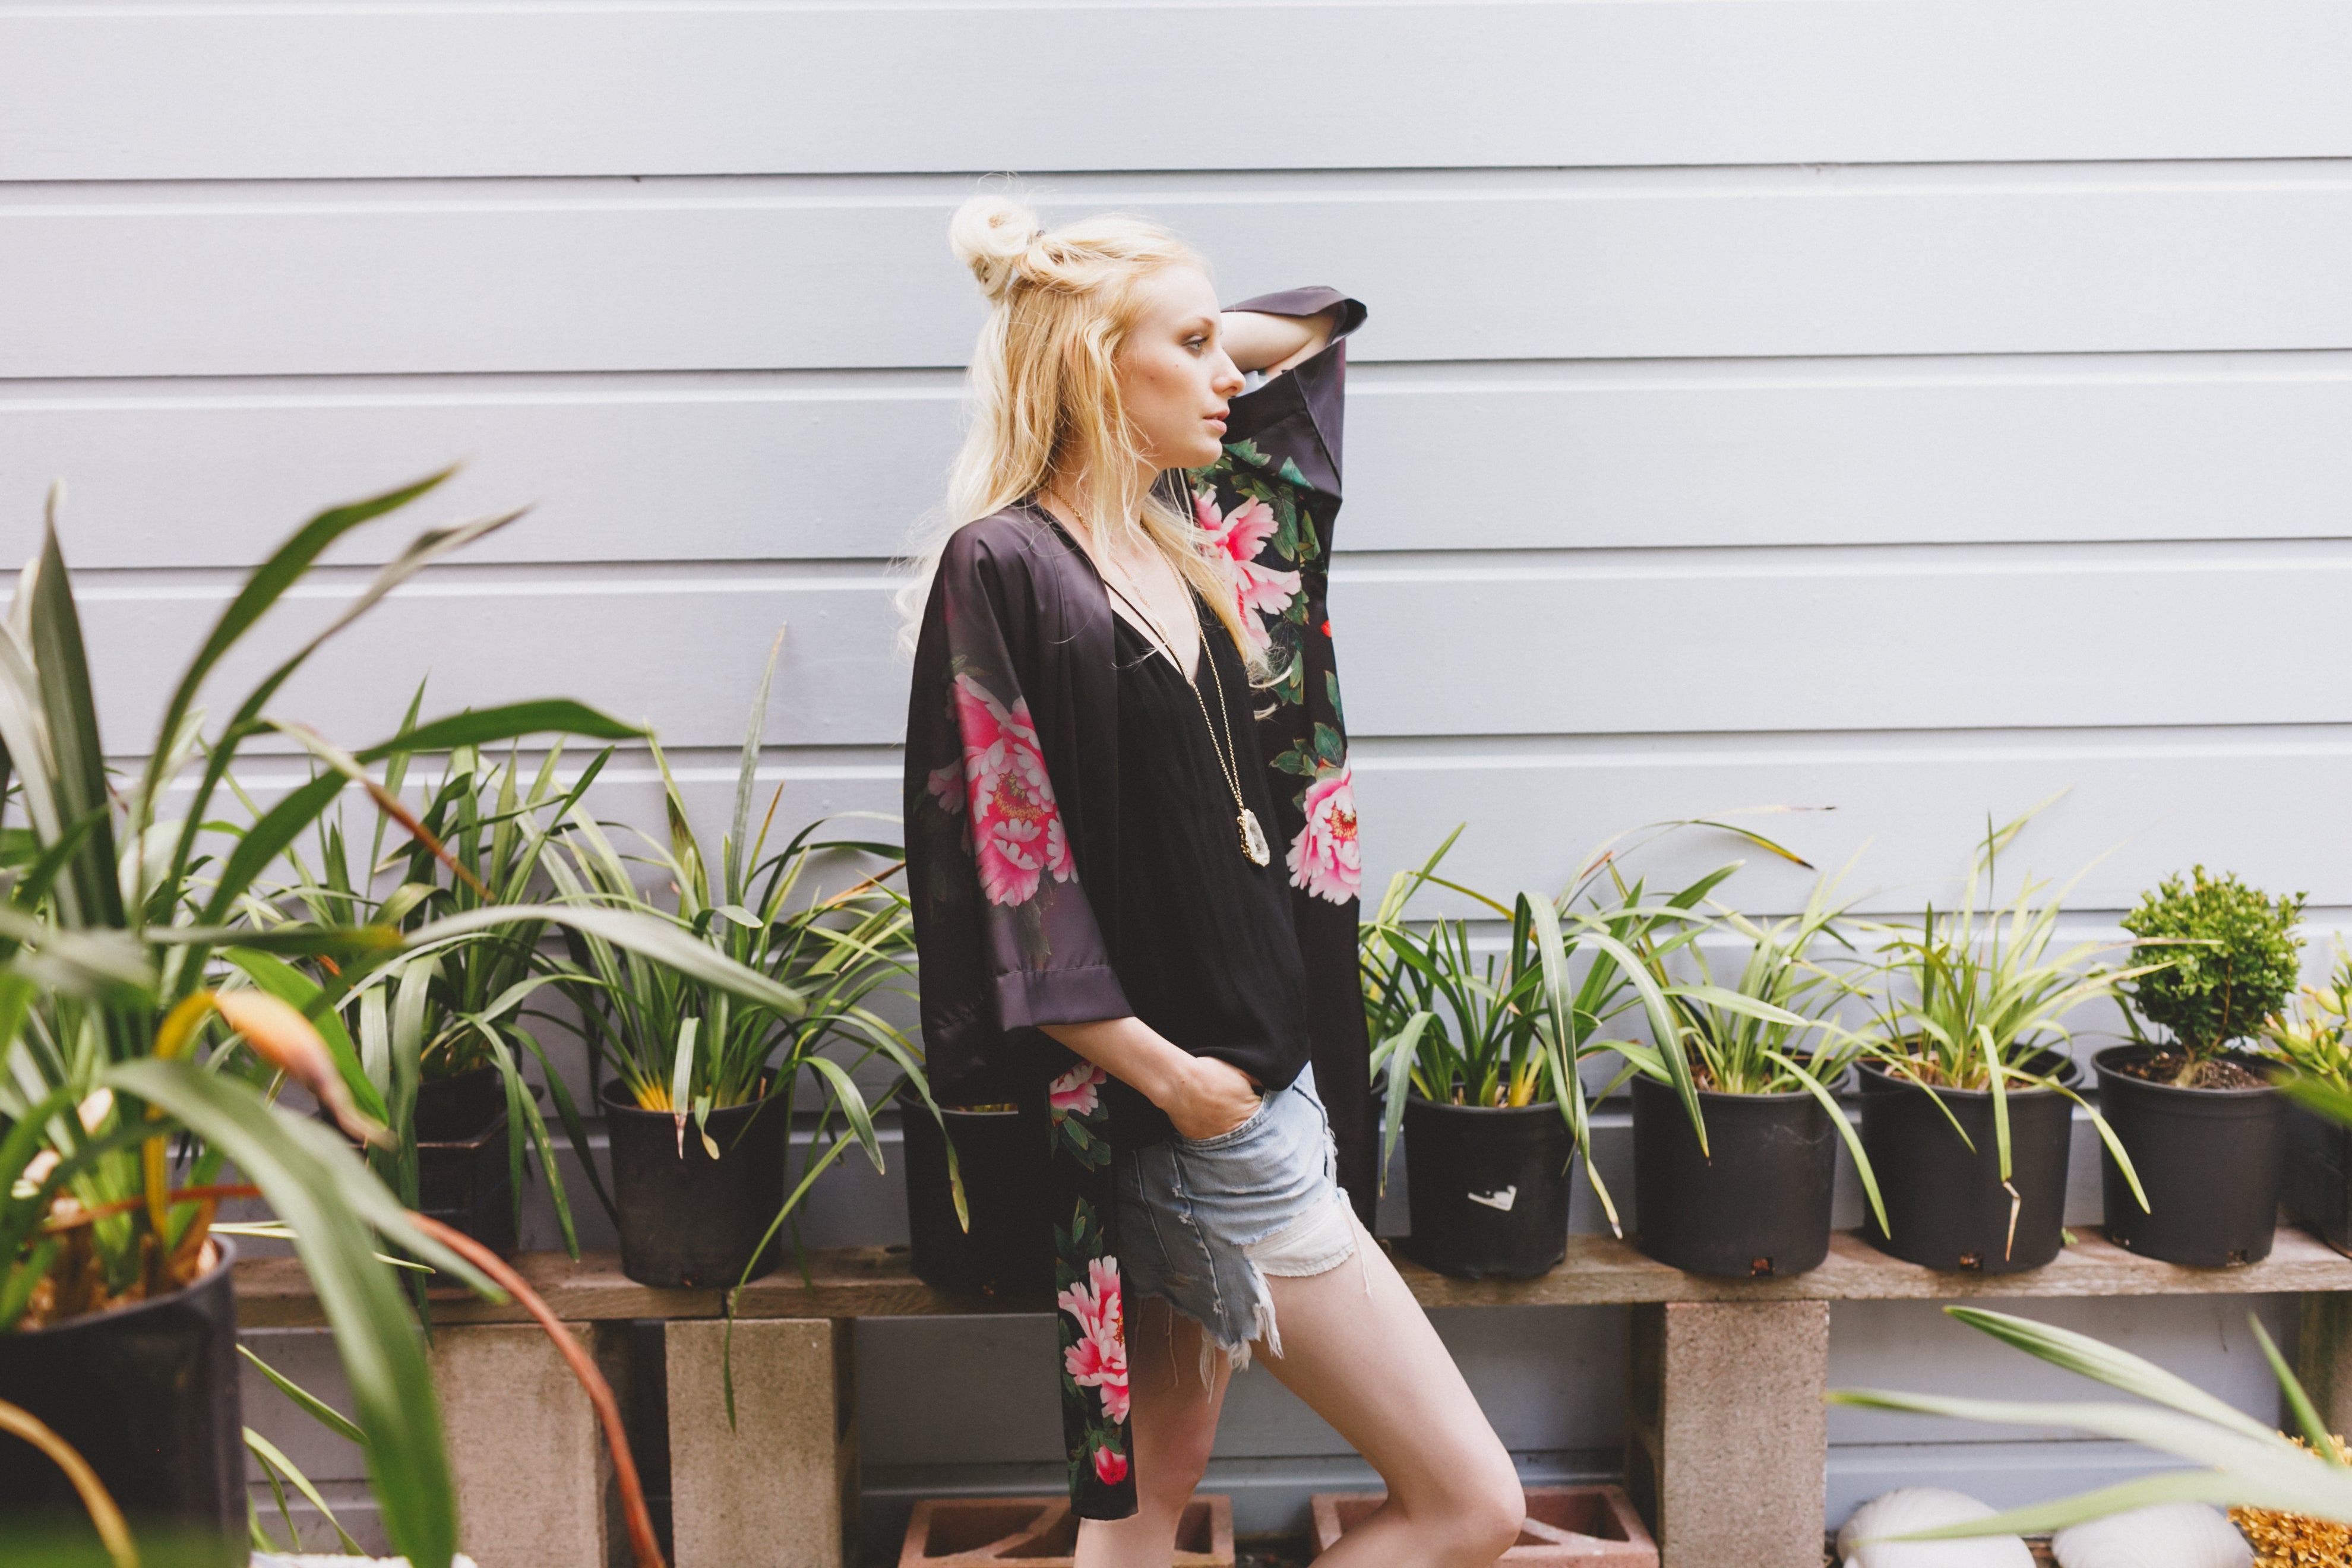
top-left (903, 195), bottom-right (1523, 1567)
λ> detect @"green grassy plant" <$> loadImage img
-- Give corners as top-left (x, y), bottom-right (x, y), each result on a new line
top-left (1861, 803), bottom-right (2156, 1213)
top-left (0, 473), bottom-right (817, 1567)
top-left (2262, 943), bottom-right (2352, 1094)
top-left (540, 637), bottom-right (931, 1253)
top-left (1362, 817), bottom-right (1820, 1234)
top-left (1610, 866), bottom-right (1889, 1234)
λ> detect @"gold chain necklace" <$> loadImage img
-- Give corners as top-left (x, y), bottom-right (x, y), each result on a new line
top-left (1101, 570), bottom-right (1271, 868)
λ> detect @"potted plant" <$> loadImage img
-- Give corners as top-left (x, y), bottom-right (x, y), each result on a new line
top-left (545, 640), bottom-right (928, 1290)
top-left (265, 719), bottom-right (614, 1257)
top-left (0, 473), bottom-right (801, 1562)
top-left (2262, 944), bottom-right (2352, 1251)
top-left (1857, 807), bottom-right (2149, 1273)
top-left (0, 477), bottom-right (525, 1565)
top-left (2098, 866), bottom-right (2304, 1265)
top-left (1622, 870), bottom-right (1888, 1279)
top-left (1361, 823), bottom-right (1793, 1277)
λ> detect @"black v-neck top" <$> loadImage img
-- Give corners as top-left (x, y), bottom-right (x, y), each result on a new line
top-left (1102, 602), bottom-right (1310, 1145)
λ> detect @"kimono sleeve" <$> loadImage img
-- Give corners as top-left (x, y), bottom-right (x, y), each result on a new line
top-left (1198, 287), bottom-right (1380, 1222)
top-left (903, 517), bottom-right (1130, 1103)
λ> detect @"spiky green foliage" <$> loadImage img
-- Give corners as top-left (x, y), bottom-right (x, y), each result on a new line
top-left (2263, 943), bottom-right (2352, 1094)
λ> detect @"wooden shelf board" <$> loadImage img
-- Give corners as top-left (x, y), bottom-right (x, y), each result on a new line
top-left (232, 1225), bottom-right (2352, 1328)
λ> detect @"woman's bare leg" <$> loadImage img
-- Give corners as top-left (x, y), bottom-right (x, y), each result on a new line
top-left (1256, 1215), bottom-right (1526, 1567)
top-left (1075, 1294), bottom-right (1233, 1568)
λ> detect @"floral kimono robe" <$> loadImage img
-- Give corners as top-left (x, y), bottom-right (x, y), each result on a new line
top-left (905, 288), bottom-right (1368, 1518)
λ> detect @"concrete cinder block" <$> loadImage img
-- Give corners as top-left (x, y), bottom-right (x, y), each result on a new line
top-left (431, 1320), bottom-right (608, 1568)
top-left (1625, 1300), bottom-right (1829, 1568)
top-left (667, 1317), bottom-right (855, 1568)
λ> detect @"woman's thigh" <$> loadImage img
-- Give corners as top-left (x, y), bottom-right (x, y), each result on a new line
top-left (1253, 1215), bottom-right (1519, 1509)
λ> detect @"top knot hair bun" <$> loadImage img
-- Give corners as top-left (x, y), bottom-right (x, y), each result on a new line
top-left (949, 194), bottom-right (1041, 302)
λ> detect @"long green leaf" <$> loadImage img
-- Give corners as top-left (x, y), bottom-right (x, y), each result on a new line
top-left (26, 514), bottom-right (125, 937)
top-left (1942, 1307), bottom-right (2280, 1443)
top-left (353, 700), bottom-right (642, 764)
top-left (105, 1058), bottom-right (492, 1568)
top-left (239, 1344), bottom-right (366, 1447)
top-left (408, 904), bottom-right (806, 1020)
top-left (139, 469), bottom-right (454, 843)
top-left (243, 1427), bottom-right (365, 1556)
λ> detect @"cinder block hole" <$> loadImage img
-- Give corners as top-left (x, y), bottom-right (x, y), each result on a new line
top-left (924, 1501), bottom-right (1057, 1555)
top-left (1522, 1490), bottom-right (1634, 1543)
top-left (1324, 1493), bottom-right (1631, 1547)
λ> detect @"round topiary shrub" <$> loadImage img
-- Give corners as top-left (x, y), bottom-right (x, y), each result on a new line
top-left (2120, 867), bottom-right (2304, 1076)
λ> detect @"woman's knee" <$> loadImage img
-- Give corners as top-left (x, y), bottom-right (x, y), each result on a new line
top-left (1452, 1469), bottom-right (1526, 1560)
top-left (1406, 1460), bottom-right (1523, 1564)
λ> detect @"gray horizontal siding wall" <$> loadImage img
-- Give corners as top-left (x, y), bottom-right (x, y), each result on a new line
top-left (7, 1), bottom-right (2345, 1552)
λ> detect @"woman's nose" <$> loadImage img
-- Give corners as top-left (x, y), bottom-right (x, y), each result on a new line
top-left (1212, 355), bottom-right (1245, 396)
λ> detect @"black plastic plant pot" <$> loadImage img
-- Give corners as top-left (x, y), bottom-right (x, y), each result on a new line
top-left (2094, 1045), bottom-right (2283, 1267)
top-left (416, 1108), bottom-right (519, 1256)
top-left (897, 1090), bottom-right (1055, 1297)
top-left (602, 1082), bottom-right (788, 1288)
top-left (413, 1064), bottom-right (504, 1141)
top-left (1398, 1096), bottom-right (1573, 1280)
top-left (1857, 1052), bottom-right (2077, 1273)
top-left (0, 1237), bottom-right (244, 1561)
top-left (2284, 1099), bottom-right (2352, 1253)
top-left (1631, 1071), bottom-right (1840, 1279)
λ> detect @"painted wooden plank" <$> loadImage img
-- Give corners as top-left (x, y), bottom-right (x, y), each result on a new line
top-left (49, 540), bottom-right (2352, 755)
top-left (59, 571), bottom-right (896, 757)
top-left (227, 1226), bottom-right (2352, 1327)
top-left (1332, 541), bottom-right (2352, 739)
top-left (8, 168), bottom-right (2352, 377)
top-left (12, 353), bottom-right (2352, 567)
top-left (214, 717), bottom-right (2352, 916)
top-left (1342, 729), bottom-right (2352, 918)
top-left (7, 4), bottom-right (2351, 181)
top-left (1, 375), bottom-right (965, 568)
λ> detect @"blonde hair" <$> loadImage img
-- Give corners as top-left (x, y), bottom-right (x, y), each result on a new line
top-left (897, 192), bottom-right (1257, 672)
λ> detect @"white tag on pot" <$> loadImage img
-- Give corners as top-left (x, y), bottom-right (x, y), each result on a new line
top-left (1466, 1185), bottom-right (1518, 1212)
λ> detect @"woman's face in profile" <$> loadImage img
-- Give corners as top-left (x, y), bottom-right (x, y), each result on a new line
top-left (1119, 264), bottom-right (1247, 472)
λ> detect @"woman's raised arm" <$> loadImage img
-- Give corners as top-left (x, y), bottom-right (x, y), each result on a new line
top-left (1221, 305), bottom-right (1338, 378)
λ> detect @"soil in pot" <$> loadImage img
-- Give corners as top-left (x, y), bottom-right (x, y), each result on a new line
top-left (897, 1090), bottom-right (1054, 1297)
top-left (2284, 1099), bottom-right (2352, 1252)
top-left (2094, 1044), bottom-right (2283, 1266)
top-left (602, 1081), bottom-right (789, 1288)
top-left (1398, 1096), bottom-right (1573, 1280)
top-left (0, 1237), bottom-right (244, 1560)
top-left (1857, 1051), bottom-right (2077, 1273)
top-left (1632, 1070), bottom-right (1840, 1278)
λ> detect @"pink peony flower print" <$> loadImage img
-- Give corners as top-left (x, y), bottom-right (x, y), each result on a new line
top-left (1193, 489), bottom-right (1303, 655)
top-left (1058, 1256), bottom-right (1129, 1424)
top-left (1048, 1061), bottom-right (1107, 1121)
top-left (951, 673), bottom-right (1074, 906)
top-left (1286, 763), bottom-right (1362, 905)
top-left (1092, 1446), bottom-right (1129, 1486)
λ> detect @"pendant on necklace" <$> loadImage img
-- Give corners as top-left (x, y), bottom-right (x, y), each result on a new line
top-left (1238, 807), bottom-right (1270, 867)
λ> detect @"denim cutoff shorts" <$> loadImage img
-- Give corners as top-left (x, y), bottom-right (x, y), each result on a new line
top-left (1114, 1063), bottom-right (1365, 1381)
